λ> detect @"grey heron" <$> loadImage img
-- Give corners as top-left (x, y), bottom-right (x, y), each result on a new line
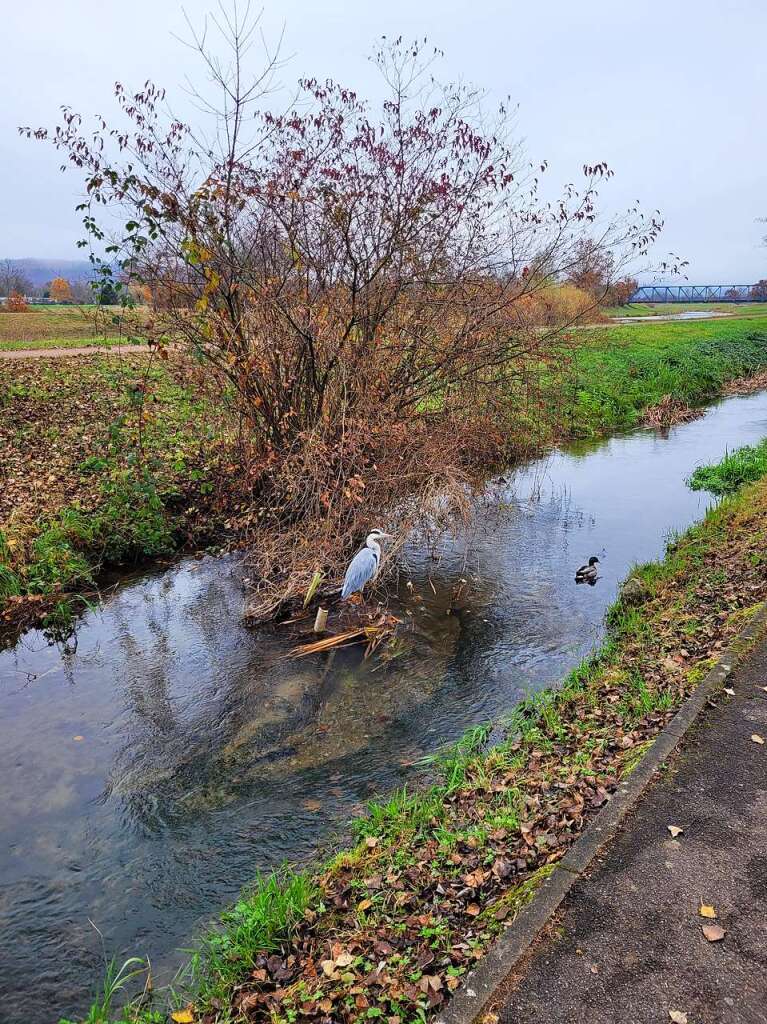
top-left (341, 529), bottom-right (392, 600)
top-left (575, 556), bottom-right (599, 585)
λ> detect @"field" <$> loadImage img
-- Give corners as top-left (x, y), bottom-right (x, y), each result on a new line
top-left (602, 301), bottom-right (767, 319)
top-left (0, 306), bottom-right (138, 350)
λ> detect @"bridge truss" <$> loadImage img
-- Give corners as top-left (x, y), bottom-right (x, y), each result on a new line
top-left (629, 284), bottom-right (757, 303)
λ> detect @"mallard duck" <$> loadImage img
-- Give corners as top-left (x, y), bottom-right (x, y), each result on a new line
top-left (575, 556), bottom-right (600, 584)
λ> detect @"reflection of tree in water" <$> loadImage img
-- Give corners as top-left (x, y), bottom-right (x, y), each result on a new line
top-left (101, 557), bottom-right (471, 829)
top-left (82, 483), bottom-right (594, 832)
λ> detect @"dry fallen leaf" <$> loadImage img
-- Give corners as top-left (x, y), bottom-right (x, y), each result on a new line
top-left (466, 903), bottom-right (481, 917)
top-left (365, 836), bottom-right (378, 848)
top-left (669, 1011), bottom-right (688, 1024)
top-left (699, 904), bottom-right (717, 919)
top-left (73, 735), bottom-right (84, 742)
top-left (702, 923), bottom-right (726, 942)
top-left (171, 1011), bottom-right (195, 1024)
top-left (667, 825), bottom-right (684, 838)
top-left (723, 687), bottom-right (735, 696)
top-left (463, 869), bottom-right (487, 888)
top-left (303, 799), bottom-right (322, 812)
top-left (357, 898), bottom-right (373, 913)
top-left (751, 734), bottom-right (765, 745)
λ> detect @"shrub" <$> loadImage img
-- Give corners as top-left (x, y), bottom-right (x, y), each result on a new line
top-left (516, 283), bottom-right (598, 326)
top-left (95, 470), bottom-right (176, 563)
top-left (3, 291), bottom-right (29, 313)
top-left (27, 14), bottom-right (670, 618)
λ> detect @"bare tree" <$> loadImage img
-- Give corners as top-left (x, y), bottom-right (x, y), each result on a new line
top-left (0, 260), bottom-right (33, 298)
top-left (23, 7), bottom-right (675, 615)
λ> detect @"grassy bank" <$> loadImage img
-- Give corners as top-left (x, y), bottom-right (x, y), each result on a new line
top-left (0, 354), bottom-right (236, 634)
top-left (67, 443), bottom-right (767, 1024)
top-left (562, 315), bottom-right (767, 436)
top-left (0, 336), bottom-right (141, 352)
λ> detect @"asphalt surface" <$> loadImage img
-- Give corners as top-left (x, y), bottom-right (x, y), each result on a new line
top-left (499, 641), bottom-right (767, 1024)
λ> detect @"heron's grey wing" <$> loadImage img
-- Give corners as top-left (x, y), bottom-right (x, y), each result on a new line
top-left (341, 548), bottom-right (377, 598)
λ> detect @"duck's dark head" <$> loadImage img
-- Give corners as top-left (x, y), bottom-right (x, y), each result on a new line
top-left (588, 556), bottom-right (599, 566)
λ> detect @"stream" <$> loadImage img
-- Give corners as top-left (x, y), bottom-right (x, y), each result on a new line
top-left (2, 389), bottom-right (767, 1024)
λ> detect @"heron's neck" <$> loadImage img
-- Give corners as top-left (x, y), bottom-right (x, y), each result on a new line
top-left (366, 537), bottom-right (382, 562)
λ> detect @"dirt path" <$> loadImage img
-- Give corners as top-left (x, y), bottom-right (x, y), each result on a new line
top-left (498, 639), bottom-right (767, 1024)
top-left (0, 344), bottom-right (152, 359)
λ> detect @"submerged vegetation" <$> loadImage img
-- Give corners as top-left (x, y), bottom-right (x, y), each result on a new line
top-left (67, 443), bottom-right (767, 1024)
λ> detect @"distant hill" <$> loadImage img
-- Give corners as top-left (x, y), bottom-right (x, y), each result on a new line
top-left (3, 258), bottom-right (94, 286)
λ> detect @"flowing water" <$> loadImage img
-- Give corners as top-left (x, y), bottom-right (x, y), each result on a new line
top-left (2, 390), bottom-right (767, 1024)
top-left (611, 310), bottom-right (733, 323)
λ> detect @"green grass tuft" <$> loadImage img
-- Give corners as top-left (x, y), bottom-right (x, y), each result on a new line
top-left (688, 439), bottom-right (767, 496)
top-left (195, 870), bottom-right (316, 996)
top-left (57, 957), bottom-right (152, 1024)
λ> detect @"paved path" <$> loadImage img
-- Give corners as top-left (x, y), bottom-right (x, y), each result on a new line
top-left (0, 344), bottom-right (151, 359)
top-left (499, 641), bottom-right (767, 1024)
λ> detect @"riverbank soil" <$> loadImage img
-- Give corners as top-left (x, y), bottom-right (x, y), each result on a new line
top-left (497, 640), bottom-right (767, 1024)
top-left (0, 352), bottom-right (241, 634)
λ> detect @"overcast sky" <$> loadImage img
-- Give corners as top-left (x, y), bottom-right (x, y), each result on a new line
top-left (2, 0), bottom-right (765, 281)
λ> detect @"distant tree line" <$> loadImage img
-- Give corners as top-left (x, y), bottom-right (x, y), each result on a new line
top-left (0, 259), bottom-right (125, 307)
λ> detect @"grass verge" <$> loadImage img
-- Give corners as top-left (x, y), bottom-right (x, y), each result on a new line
top-left (0, 336), bottom-right (141, 352)
top-left (69, 446), bottom-right (767, 1024)
top-left (0, 306), bottom-right (126, 347)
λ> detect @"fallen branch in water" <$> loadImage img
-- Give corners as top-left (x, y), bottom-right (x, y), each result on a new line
top-left (288, 627), bottom-right (368, 658)
top-left (287, 614), bottom-right (400, 659)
